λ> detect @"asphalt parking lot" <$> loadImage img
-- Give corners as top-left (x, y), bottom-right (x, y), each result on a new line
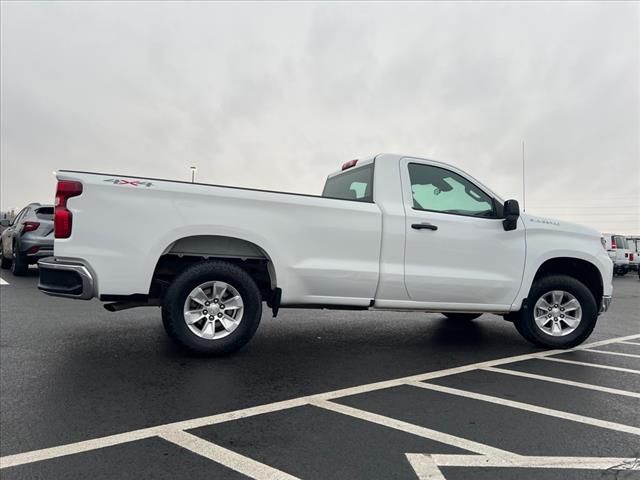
top-left (1, 272), bottom-right (639, 479)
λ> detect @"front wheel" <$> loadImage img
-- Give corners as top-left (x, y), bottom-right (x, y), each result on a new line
top-left (443, 313), bottom-right (482, 321)
top-left (0, 244), bottom-right (11, 269)
top-left (514, 275), bottom-right (597, 349)
top-left (161, 260), bottom-right (262, 356)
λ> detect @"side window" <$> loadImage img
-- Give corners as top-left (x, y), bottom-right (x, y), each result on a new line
top-left (322, 165), bottom-right (374, 202)
top-left (408, 163), bottom-right (495, 218)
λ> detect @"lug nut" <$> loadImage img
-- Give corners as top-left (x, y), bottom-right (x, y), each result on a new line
top-left (202, 310), bottom-right (208, 314)
top-left (560, 314), bottom-right (565, 318)
top-left (560, 307), bottom-right (564, 311)
top-left (209, 315), bottom-right (214, 320)
top-left (205, 301), bottom-right (210, 306)
top-left (220, 304), bottom-right (225, 309)
top-left (213, 299), bottom-right (219, 304)
top-left (217, 312), bottom-right (223, 318)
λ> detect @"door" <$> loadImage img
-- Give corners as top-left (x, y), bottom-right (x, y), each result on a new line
top-left (2, 207), bottom-right (28, 256)
top-left (401, 159), bottom-right (525, 309)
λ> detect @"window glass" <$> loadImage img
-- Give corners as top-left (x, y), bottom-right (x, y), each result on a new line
top-left (35, 207), bottom-right (54, 220)
top-left (615, 236), bottom-right (628, 249)
top-left (322, 165), bottom-right (373, 202)
top-left (408, 163), bottom-right (495, 218)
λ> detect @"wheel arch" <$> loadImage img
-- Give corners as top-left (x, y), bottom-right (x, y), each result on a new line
top-left (531, 257), bottom-right (603, 310)
top-left (150, 234), bottom-right (278, 303)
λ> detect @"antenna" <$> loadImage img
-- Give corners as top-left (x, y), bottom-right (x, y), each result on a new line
top-left (522, 140), bottom-right (526, 212)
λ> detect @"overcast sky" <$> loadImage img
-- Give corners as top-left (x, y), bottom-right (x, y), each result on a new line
top-left (1, 1), bottom-right (638, 234)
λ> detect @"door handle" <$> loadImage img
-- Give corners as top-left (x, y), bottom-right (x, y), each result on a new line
top-left (412, 222), bottom-right (438, 231)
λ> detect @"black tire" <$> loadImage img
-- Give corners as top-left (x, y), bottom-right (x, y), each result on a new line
top-left (10, 248), bottom-right (28, 276)
top-left (443, 313), bottom-right (482, 321)
top-left (161, 260), bottom-right (262, 356)
top-left (514, 275), bottom-right (597, 349)
top-left (0, 245), bottom-right (11, 269)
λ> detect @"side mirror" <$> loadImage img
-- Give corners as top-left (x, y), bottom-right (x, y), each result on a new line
top-left (502, 199), bottom-right (520, 231)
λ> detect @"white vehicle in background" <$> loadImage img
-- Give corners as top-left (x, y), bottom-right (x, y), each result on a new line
top-left (627, 236), bottom-right (639, 272)
top-left (603, 233), bottom-right (631, 276)
top-left (37, 154), bottom-right (613, 356)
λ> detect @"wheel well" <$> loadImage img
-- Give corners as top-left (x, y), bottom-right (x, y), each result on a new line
top-left (150, 235), bottom-right (277, 303)
top-left (533, 257), bottom-right (603, 309)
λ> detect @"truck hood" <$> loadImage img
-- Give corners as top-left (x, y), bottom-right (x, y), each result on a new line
top-left (521, 213), bottom-right (601, 240)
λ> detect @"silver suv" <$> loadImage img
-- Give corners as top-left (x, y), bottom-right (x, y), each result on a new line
top-left (0, 203), bottom-right (54, 276)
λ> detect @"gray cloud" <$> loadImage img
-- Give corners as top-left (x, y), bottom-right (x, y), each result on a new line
top-left (1, 1), bottom-right (638, 233)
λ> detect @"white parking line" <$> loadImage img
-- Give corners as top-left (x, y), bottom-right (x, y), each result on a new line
top-left (583, 348), bottom-right (640, 359)
top-left (310, 399), bottom-right (515, 459)
top-left (159, 430), bottom-right (300, 480)
top-left (429, 453), bottom-right (638, 469)
top-left (1, 333), bottom-right (639, 470)
top-left (483, 367), bottom-right (640, 398)
top-left (406, 453), bottom-right (638, 477)
top-left (0, 277), bottom-right (8, 285)
top-left (408, 381), bottom-right (640, 436)
top-left (621, 341), bottom-right (640, 346)
top-left (542, 357), bottom-right (640, 374)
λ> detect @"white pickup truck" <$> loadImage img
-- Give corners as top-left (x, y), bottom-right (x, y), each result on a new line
top-left (38, 153), bottom-right (613, 355)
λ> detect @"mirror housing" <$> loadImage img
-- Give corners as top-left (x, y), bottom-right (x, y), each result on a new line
top-left (502, 199), bottom-right (520, 231)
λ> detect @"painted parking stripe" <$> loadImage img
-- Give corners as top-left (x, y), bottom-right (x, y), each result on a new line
top-left (406, 453), bottom-right (637, 475)
top-left (318, 334), bottom-right (640, 401)
top-left (2, 332), bottom-right (639, 470)
top-left (309, 399), bottom-right (515, 459)
top-left (159, 430), bottom-right (300, 480)
top-left (483, 366), bottom-right (640, 398)
top-left (408, 381), bottom-right (640, 436)
top-left (0, 277), bottom-right (8, 285)
top-left (621, 341), bottom-right (640, 346)
top-left (542, 357), bottom-right (640, 374)
top-left (582, 348), bottom-right (640, 359)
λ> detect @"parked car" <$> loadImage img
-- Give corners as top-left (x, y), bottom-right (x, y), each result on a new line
top-left (38, 154), bottom-right (613, 355)
top-left (0, 203), bottom-right (54, 276)
top-left (602, 233), bottom-right (631, 276)
top-left (626, 236), bottom-right (640, 272)
top-left (0, 219), bottom-right (10, 234)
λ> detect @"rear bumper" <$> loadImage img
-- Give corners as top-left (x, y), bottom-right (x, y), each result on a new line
top-left (20, 237), bottom-right (53, 259)
top-left (600, 295), bottom-right (612, 314)
top-left (38, 257), bottom-right (95, 300)
top-left (25, 247), bottom-right (54, 261)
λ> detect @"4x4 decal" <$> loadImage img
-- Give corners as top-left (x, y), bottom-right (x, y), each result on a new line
top-left (104, 178), bottom-right (153, 187)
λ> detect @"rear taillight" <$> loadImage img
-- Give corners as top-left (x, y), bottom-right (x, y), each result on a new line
top-left (630, 253), bottom-right (635, 261)
top-left (22, 221), bottom-right (40, 234)
top-left (54, 180), bottom-right (83, 239)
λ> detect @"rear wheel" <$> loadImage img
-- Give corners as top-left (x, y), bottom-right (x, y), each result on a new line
top-left (10, 248), bottom-right (28, 276)
top-left (514, 275), bottom-right (597, 349)
top-left (442, 313), bottom-right (482, 321)
top-left (161, 260), bottom-right (262, 356)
